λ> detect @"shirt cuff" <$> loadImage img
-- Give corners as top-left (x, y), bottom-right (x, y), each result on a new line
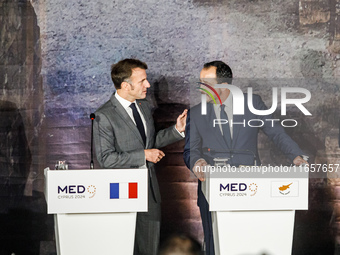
top-left (175, 126), bottom-right (185, 137)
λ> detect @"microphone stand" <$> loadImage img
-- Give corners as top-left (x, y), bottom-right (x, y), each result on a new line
top-left (90, 113), bottom-right (95, 169)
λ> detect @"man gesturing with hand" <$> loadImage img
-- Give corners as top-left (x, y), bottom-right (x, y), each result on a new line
top-left (94, 58), bottom-right (187, 255)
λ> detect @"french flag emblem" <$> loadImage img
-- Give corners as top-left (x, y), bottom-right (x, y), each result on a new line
top-left (110, 183), bottom-right (138, 199)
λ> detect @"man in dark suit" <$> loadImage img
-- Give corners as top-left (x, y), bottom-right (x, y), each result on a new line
top-left (94, 58), bottom-right (187, 255)
top-left (183, 61), bottom-right (307, 255)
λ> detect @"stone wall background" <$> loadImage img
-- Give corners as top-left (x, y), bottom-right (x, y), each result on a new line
top-left (0, 0), bottom-right (51, 254)
top-left (30, 0), bottom-right (340, 175)
top-left (0, 0), bottom-right (44, 195)
top-left (0, 0), bottom-right (339, 253)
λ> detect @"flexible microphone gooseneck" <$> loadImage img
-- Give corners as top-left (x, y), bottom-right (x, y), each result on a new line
top-left (90, 113), bottom-right (96, 169)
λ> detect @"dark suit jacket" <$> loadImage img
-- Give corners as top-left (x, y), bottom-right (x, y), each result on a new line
top-left (94, 93), bottom-right (183, 203)
top-left (183, 93), bottom-right (304, 204)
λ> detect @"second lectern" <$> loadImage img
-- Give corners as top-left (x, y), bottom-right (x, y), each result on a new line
top-left (201, 165), bottom-right (308, 255)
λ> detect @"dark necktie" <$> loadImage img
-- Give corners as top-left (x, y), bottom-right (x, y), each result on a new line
top-left (129, 103), bottom-right (146, 147)
top-left (220, 104), bottom-right (232, 148)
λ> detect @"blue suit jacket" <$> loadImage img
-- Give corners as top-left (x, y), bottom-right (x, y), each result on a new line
top-left (183, 93), bottom-right (304, 204)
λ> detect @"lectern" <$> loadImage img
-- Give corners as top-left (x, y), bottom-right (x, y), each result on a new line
top-left (44, 168), bottom-right (147, 255)
top-left (201, 166), bottom-right (308, 255)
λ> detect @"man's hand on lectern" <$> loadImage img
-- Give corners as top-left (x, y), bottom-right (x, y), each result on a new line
top-left (193, 158), bottom-right (208, 182)
top-left (293, 156), bottom-right (308, 166)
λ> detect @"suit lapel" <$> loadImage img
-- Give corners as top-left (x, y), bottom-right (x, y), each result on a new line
top-left (110, 94), bottom-right (144, 146)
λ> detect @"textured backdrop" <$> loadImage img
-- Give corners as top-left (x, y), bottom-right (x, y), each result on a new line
top-left (1, 0), bottom-right (340, 253)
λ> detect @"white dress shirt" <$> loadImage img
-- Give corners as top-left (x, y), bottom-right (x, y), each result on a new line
top-left (115, 92), bottom-right (148, 135)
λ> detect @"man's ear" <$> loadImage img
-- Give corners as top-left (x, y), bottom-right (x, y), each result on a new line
top-left (121, 81), bottom-right (130, 91)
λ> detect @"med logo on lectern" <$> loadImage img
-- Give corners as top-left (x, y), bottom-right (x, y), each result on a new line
top-left (219, 182), bottom-right (258, 197)
top-left (87, 185), bottom-right (96, 198)
top-left (57, 184), bottom-right (96, 200)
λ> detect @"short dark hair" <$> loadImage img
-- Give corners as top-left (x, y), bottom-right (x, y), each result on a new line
top-left (111, 59), bottom-right (148, 89)
top-left (203, 60), bottom-right (233, 84)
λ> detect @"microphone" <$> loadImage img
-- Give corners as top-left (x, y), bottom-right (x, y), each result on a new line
top-left (202, 147), bottom-right (258, 166)
top-left (90, 113), bottom-right (95, 169)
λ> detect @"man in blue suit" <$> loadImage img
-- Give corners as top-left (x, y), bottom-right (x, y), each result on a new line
top-left (183, 61), bottom-right (307, 255)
